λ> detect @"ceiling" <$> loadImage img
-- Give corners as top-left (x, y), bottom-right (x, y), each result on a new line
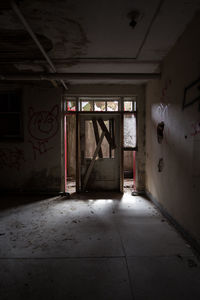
top-left (0, 0), bottom-right (200, 85)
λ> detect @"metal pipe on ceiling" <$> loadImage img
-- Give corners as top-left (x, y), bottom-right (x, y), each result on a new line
top-left (10, 0), bottom-right (68, 90)
top-left (0, 59), bottom-right (161, 65)
top-left (0, 73), bottom-right (161, 81)
top-left (33, 59), bottom-right (161, 64)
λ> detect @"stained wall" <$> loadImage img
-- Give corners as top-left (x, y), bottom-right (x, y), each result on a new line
top-left (0, 84), bottom-right (62, 193)
top-left (145, 13), bottom-right (200, 242)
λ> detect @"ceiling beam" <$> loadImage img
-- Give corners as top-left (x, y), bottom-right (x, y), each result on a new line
top-left (0, 59), bottom-right (161, 65)
top-left (0, 73), bottom-right (161, 81)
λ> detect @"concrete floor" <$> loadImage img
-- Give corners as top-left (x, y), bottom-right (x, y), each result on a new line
top-left (0, 192), bottom-right (200, 300)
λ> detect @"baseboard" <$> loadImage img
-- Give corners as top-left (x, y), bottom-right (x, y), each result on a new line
top-left (146, 190), bottom-right (200, 256)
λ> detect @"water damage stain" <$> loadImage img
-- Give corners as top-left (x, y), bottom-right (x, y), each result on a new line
top-left (0, 29), bottom-right (53, 59)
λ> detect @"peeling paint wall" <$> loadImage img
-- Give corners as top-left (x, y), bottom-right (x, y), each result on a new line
top-left (0, 84), bottom-right (62, 193)
top-left (145, 13), bottom-right (200, 242)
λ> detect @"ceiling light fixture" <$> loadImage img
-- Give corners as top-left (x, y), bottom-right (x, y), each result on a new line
top-left (127, 10), bottom-right (141, 29)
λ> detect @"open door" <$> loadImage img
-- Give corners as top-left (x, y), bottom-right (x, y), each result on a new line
top-left (78, 114), bottom-right (121, 192)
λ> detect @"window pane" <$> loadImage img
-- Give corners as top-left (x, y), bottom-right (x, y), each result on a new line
top-left (85, 120), bottom-right (95, 158)
top-left (0, 114), bottom-right (21, 137)
top-left (94, 101), bottom-right (106, 111)
top-left (10, 93), bottom-right (21, 112)
top-left (67, 100), bottom-right (76, 111)
top-left (107, 101), bottom-right (118, 111)
top-left (81, 101), bottom-right (93, 111)
top-left (124, 101), bottom-right (132, 111)
top-left (0, 91), bottom-right (22, 139)
top-left (0, 93), bottom-right (9, 112)
top-left (0, 92), bottom-right (21, 112)
top-left (124, 114), bottom-right (136, 148)
top-left (85, 120), bottom-right (114, 158)
top-left (99, 121), bottom-right (114, 157)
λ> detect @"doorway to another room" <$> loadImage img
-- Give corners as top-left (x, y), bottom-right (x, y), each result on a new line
top-left (124, 150), bottom-right (136, 192)
top-left (64, 96), bottom-right (137, 194)
top-left (123, 108), bottom-right (137, 192)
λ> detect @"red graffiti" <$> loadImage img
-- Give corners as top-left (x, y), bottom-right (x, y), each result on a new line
top-left (28, 105), bottom-right (59, 160)
top-left (28, 140), bottom-right (53, 160)
top-left (191, 120), bottom-right (200, 137)
top-left (0, 147), bottom-right (25, 170)
top-left (28, 105), bottom-right (59, 140)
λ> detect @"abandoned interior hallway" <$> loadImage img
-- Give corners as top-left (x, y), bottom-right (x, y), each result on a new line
top-left (0, 0), bottom-right (200, 299)
top-left (0, 191), bottom-right (200, 300)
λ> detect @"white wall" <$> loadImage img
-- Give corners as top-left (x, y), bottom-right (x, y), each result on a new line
top-left (146, 12), bottom-right (200, 242)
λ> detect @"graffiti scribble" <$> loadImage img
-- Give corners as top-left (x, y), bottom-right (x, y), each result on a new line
top-left (28, 105), bottom-right (59, 160)
top-left (0, 147), bottom-right (25, 170)
top-left (191, 120), bottom-right (200, 137)
top-left (156, 103), bottom-right (169, 121)
top-left (28, 140), bottom-right (53, 160)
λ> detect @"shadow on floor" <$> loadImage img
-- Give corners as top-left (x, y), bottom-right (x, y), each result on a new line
top-left (0, 194), bottom-right (59, 211)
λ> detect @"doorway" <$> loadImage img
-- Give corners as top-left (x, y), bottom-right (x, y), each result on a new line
top-left (64, 96), bottom-right (137, 194)
top-left (65, 114), bottom-right (76, 194)
top-left (123, 150), bottom-right (136, 192)
top-left (123, 112), bottom-right (137, 192)
top-left (78, 114), bottom-right (121, 192)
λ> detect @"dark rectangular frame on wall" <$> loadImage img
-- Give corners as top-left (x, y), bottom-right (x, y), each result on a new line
top-left (0, 89), bottom-right (24, 141)
top-left (63, 95), bottom-right (138, 193)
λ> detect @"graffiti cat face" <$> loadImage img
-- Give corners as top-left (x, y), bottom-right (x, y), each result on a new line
top-left (28, 105), bottom-right (59, 141)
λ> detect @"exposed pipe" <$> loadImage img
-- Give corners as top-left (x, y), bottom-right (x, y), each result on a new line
top-left (10, 0), bottom-right (68, 90)
top-left (0, 59), bottom-right (161, 65)
top-left (34, 59), bottom-right (160, 64)
top-left (0, 72), bottom-right (161, 81)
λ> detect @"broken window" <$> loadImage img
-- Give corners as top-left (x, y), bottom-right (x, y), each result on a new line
top-left (76, 97), bottom-right (121, 112)
top-left (65, 96), bottom-right (137, 112)
top-left (107, 101), bottom-right (118, 111)
top-left (124, 114), bottom-right (136, 148)
top-left (123, 97), bottom-right (136, 112)
top-left (94, 101), bottom-right (106, 111)
top-left (85, 120), bottom-right (115, 159)
top-left (81, 101), bottom-right (93, 111)
top-left (66, 97), bottom-right (77, 111)
top-left (67, 100), bottom-right (76, 111)
top-left (0, 90), bottom-right (22, 139)
top-left (124, 101), bottom-right (132, 111)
